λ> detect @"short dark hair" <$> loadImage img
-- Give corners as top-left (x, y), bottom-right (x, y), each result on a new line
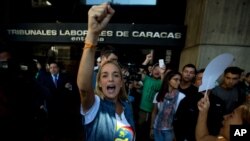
top-left (197, 68), bottom-right (205, 74)
top-left (182, 63), bottom-right (197, 74)
top-left (48, 61), bottom-right (63, 69)
top-left (48, 61), bottom-right (58, 66)
top-left (224, 66), bottom-right (243, 76)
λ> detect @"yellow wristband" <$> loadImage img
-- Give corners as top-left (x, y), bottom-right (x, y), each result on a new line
top-left (84, 42), bottom-right (96, 49)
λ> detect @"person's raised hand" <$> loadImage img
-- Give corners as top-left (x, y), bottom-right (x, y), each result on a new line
top-left (146, 53), bottom-right (153, 61)
top-left (197, 92), bottom-right (210, 112)
top-left (88, 3), bottom-right (115, 36)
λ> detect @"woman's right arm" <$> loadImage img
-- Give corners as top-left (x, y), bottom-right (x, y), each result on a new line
top-left (77, 3), bottom-right (115, 112)
top-left (196, 94), bottom-right (218, 141)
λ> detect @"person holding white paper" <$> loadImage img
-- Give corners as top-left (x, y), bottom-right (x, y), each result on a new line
top-left (196, 92), bottom-right (250, 141)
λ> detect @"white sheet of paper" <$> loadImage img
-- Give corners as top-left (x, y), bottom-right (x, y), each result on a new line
top-left (198, 53), bottom-right (234, 92)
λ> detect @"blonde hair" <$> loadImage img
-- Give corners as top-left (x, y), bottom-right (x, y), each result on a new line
top-left (95, 60), bottom-right (128, 101)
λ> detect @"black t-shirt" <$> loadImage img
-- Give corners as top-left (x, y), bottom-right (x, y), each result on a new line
top-left (173, 85), bottom-right (225, 141)
top-left (173, 86), bottom-right (201, 141)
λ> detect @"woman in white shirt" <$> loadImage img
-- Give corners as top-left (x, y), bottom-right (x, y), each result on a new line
top-left (150, 70), bottom-right (185, 141)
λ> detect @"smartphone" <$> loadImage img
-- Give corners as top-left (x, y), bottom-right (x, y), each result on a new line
top-left (159, 59), bottom-right (165, 68)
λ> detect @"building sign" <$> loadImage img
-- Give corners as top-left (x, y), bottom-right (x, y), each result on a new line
top-left (2, 23), bottom-right (186, 46)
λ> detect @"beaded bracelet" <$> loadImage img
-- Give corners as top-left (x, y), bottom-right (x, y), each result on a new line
top-left (84, 42), bottom-right (96, 49)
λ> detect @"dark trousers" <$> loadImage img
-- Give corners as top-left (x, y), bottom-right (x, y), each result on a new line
top-left (136, 110), bottom-right (154, 141)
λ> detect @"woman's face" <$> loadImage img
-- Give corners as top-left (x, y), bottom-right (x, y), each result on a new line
top-left (169, 74), bottom-right (181, 90)
top-left (99, 63), bottom-right (123, 100)
top-left (220, 106), bottom-right (243, 137)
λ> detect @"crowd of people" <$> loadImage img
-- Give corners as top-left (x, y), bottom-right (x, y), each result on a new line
top-left (0, 43), bottom-right (82, 140)
top-left (1, 2), bottom-right (250, 141)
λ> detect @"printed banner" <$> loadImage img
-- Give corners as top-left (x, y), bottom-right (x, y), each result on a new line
top-left (2, 23), bottom-right (186, 46)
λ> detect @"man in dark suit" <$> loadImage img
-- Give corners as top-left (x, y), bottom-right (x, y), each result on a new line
top-left (42, 61), bottom-right (82, 141)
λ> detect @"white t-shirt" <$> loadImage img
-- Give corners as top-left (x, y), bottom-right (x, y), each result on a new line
top-left (114, 112), bottom-right (135, 141)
